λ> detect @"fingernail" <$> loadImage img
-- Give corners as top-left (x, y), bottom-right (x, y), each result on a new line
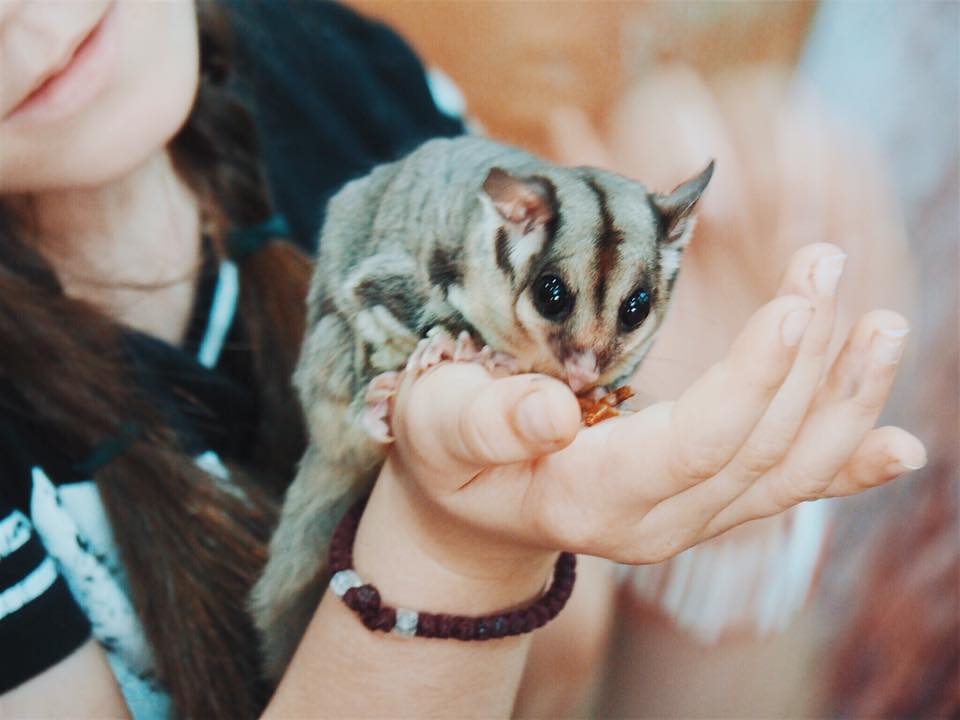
top-left (781, 307), bottom-right (813, 347)
top-left (871, 327), bottom-right (909, 365)
top-left (812, 253), bottom-right (846, 296)
top-left (516, 391), bottom-right (559, 443)
top-left (898, 457), bottom-right (927, 471)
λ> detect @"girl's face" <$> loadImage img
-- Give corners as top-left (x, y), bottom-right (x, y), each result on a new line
top-left (0, 0), bottom-right (199, 193)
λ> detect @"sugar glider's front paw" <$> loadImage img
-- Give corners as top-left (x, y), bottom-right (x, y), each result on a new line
top-left (474, 342), bottom-right (521, 378)
top-left (363, 329), bottom-right (522, 444)
top-left (408, 328), bottom-right (520, 379)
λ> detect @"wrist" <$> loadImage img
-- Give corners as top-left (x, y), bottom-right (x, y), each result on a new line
top-left (352, 457), bottom-right (558, 616)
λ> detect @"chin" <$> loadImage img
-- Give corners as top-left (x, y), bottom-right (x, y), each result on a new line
top-left (21, 89), bottom-right (197, 193)
top-left (71, 75), bottom-right (199, 191)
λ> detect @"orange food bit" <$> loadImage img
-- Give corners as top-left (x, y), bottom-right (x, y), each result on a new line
top-left (580, 385), bottom-right (635, 426)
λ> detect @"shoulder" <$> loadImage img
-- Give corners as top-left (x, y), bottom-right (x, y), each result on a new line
top-left (221, 1), bottom-right (465, 249)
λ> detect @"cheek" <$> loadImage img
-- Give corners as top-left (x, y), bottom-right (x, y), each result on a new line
top-left (0, 1), bottom-right (199, 193)
top-left (514, 295), bottom-right (563, 372)
top-left (603, 308), bottom-right (662, 378)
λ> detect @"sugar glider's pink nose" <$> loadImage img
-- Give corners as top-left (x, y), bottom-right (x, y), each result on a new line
top-left (564, 349), bottom-right (599, 393)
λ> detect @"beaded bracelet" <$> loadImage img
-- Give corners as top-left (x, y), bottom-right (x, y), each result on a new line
top-left (328, 500), bottom-right (577, 640)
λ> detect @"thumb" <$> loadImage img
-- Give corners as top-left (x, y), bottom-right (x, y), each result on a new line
top-left (396, 364), bottom-right (581, 490)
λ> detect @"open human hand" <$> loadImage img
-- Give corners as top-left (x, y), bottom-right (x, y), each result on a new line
top-left (364, 243), bottom-right (925, 579)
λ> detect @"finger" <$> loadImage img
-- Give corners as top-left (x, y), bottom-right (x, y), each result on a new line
top-left (823, 425), bottom-right (927, 497)
top-left (703, 310), bottom-right (910, 534)
top-left (645, 245), bottom-right (846, 530)
top-left (821, 310), bottom-right (908, 405)
top-left (730, 243), bottom-right (846, 471)
top-left (393, 363), bottom-right (580, 491)
top-left (663, 294), bottom-right (813, 489)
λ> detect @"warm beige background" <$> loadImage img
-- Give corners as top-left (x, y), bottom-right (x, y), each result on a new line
top-left (347, 1), bottom-right (815, 156)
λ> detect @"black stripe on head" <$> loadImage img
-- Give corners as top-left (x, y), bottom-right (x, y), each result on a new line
top-left (518, 176), bottom-right (562, 290)
top-left (530, 175), bottom-right (561, 253)
top-left (647, 192), bottom-right (667, 244)
top-left (428, 245), bottom-right (463, 290)
top-left (495, 227), bottom-right (513, 281)
top-left (585, 178), bottom-right (623, 313)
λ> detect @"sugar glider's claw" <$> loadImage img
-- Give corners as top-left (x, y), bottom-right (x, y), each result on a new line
top-left (366, 371), bottom-right (400, 404)
top-left (484, 350), bottom-right (520, 378)
top-left (471, 344), bottom-right (519, 377)
top-left (415, 327), bottom-right (457, 376)
top-left (405, 338), bottom-right (430, 374)
top-left (453, 331), bottom-right (480, 362)
top-left (362, 371), bottom-right (401, 443)
top-left (361, 400), bottom-right (394, 443)
top-left (420, 332), bottom-right (453, 370)
top-left (403, 328), bottom-right (459, 381)
top-left (476, 345), bottom-right (493, 365)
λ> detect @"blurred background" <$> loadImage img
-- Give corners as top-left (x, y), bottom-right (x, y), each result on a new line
top-left (347, 2), bottom-right (957, 717)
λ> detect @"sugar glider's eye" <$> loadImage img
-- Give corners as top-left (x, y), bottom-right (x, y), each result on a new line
top-left (618, 288), bottom-right (651, 331)
top-left (533, 274), bottom-right (574, 322)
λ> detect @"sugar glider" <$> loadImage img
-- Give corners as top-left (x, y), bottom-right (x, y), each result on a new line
top-left (250, 136), bottom-right (713, 679)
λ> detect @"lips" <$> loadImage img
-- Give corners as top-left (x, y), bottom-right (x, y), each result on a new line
top-left (2, 1), bottom-right (114, 121)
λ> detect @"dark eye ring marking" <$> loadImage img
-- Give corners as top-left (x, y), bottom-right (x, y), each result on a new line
top-left (532, 274), bottom-right (574, 322)
top-left (618, 288), bottom-right (651, 332)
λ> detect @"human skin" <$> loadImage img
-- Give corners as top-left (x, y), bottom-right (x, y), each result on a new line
top-left (0, 4), bottom-right (925, 717)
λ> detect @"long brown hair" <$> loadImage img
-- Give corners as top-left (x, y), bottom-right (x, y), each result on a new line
top-left (0, 5), bottom-right (310, 717)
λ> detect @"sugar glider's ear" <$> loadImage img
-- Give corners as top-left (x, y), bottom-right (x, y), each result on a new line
top-left (650, 160), bottom-right (715, 248)
top-left (482, 167), bottom-right (555, 236)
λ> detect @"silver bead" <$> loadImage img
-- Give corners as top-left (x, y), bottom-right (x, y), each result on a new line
top-left (329, 569), bottom-right (363, 597)
top-left (393, 608), bottom-right (418, 637)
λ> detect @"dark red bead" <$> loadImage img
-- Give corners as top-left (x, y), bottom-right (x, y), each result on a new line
top-left (437, 614), bottom-right (455, 638)
top-left (355, 585), bottom-right (381, 614)
top-left (374, 608), bottom-right (396, 632)
top-left (418, 614), bottom-right (436, 637)
top-left (532, 605), bottom-right (550, 627)
top-left (544, 597), bottom-right (563, 615)
top-left (342, 587), bottom-right (360, 610)
top-left (452, 617), bottom-right (475, 640)
top-left (361, 612), bottom-right (380, 631)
